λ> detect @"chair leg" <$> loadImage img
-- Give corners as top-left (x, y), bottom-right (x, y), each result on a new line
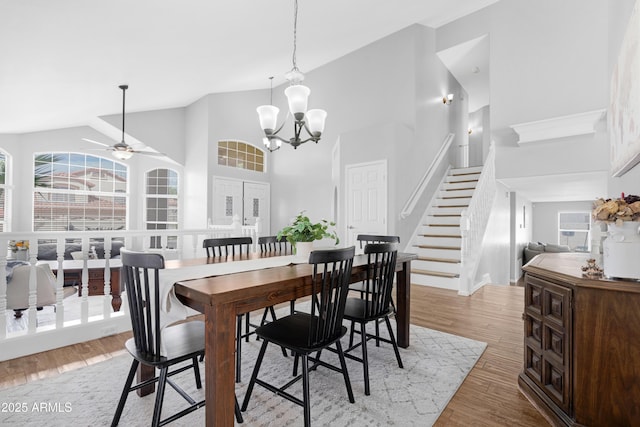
top-left (349, 320), bottom-right (356, 348)
top-left (111, 359), bottom-right (139, 427)
top-left (245, 313), bottom-right (251, 342)
top-left (236, 315), bottom-right (242, 383)
top-left (301, 354), bottom-right (311, 427)
top-left (152, 367), bottom-right (169, 427)
top-left (235, 396), bottom-right (244, 423)
top-left (241, 339), bottom-right (269, 411)
top-left (293, 353), bottom-right (299, 376)
top-left (360, 322), bottom-right (370, 396)
top-left (385, 316), bottom-right (404, 369)
top-left (192, 356), bottom-right (202, 389)
top-left (335, 340), bottom-right (355, 403)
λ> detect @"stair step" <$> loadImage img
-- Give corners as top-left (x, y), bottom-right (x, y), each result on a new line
top-left (431, 213), bottom-right (462, 217)
top-left (414, 244), bottom-right (461, 250)
top-left (412, 269), bottom-right (460, 279)
top-left (411, 273), bottom-right (460, 289)
top-left (417, 256), bottom-right (460, 264)
top-left (419, 234), bottom-right (461, 238)
top-left (434, 204), bottom-right (469, 208)
top-left (424, 223), bottom-right (458, 227)
top-left (440, 195), bottom-right (473, 200)
top-left (451, 166), bottom-right (483, 175)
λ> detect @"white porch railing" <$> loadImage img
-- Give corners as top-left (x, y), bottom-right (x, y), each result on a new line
top-left (459, 145), bottom-right (496, 296)
top-left (0, 219), bottom-right (261, 361)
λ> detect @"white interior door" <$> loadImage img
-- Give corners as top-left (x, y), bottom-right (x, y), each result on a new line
top-left (212, 177), bottom-right (242, 225)
top-left (243, 181), bottom-right (270, 235)
top-left (345, 160), bottom-right (387, 251)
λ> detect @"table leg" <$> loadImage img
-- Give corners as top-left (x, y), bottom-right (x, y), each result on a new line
top-left (205, 302), bottom-right (236, 426)
top-left (396, 260), bottom-right (411, 348)
top-left (136, 364), bottom-right (156, 396)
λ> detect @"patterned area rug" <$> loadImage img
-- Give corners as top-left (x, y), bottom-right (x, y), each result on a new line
top-left (0, 320), bottom-right (486, 426)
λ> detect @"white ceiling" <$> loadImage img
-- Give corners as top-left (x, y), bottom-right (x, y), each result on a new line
top-left (0, 0), bottom-right (498, 134)
top-left (498, 172), bottom-right (608, 203)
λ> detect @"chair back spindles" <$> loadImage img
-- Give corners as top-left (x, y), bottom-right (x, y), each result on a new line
top-left (258, 236), bottom-right (292, 255)
top-left (121, 250), bottom-right (166, 360)
top-left (203, 237), bottom-right (253, 258)
top-left (307, 247), bottom-right (355, 347)
top-left (356, 234), bottom-right (400, 250)
top-left (362, 243), bottom-right (398, 319)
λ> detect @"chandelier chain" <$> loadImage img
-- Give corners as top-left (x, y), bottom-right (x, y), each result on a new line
top-left (291, 0), bottom-right (299, 72)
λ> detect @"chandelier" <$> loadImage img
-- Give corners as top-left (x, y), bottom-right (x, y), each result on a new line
top-left (258, 0), bottom-right (327, 152)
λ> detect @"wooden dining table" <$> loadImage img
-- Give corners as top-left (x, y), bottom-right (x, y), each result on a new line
top-left (164, 250), bottom-right (416, 426)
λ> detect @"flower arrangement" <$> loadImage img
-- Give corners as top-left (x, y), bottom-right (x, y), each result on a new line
top-left (277, 211), bottom-right (339, 250)
top-left (592, 193), bottom-right (640, 224)
top-left (9, 240), bottom-right (29, 252)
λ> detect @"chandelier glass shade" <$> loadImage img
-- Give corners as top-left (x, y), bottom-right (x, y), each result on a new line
top-left (258, 0), bottom-right (326, 152)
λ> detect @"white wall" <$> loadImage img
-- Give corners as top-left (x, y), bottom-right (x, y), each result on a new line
top-left (183, 96), bottom-right (209, 229)
top-left (510, 192), bottom-right (532, 282)
top-left (5, 127), bottom-right (177, 233)
top-left (265, 25), bottom-right (465, 242)
top-left (531, 201), bottom-right (594, 245)
top-left (100, 107), bottom-right (186, 164)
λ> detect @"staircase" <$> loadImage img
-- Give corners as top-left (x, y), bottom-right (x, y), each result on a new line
top-left (411, 166), bottom-right (482, 290)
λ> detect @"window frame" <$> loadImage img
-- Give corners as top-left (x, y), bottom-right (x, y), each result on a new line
top-left (145, 168), bottom-right (179, 249)
top-left (217, 140), bottom-right (266, 173)
top-left (32, 152), bottom-right (129, 232)
top-left (558, 211), bottom-right (591, 252)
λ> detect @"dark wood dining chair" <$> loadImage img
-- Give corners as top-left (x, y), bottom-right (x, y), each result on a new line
top-left (241, 246), bottom-right (356, 427)
top-left (202, 236), bottom-right (253, 257)
top-left (257, 235), bottom-right (292, 255)
top-left (343, 242), bottom-right (403, 396)
top-left (202, 236), bottom-right (256, 383)
top-left (257, 235), bottom-right (296, 316)
top-left (350, 234), bottom-right (400, 342)
top-left (112, 249), bottom-right (243, 426)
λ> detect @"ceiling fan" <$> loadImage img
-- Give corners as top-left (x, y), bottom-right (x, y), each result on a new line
top-left (83, 84), bottom-right (165, 160)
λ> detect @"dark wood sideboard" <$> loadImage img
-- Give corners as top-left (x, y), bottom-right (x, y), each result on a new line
top-left (520, 253), bottom-right (640, 426)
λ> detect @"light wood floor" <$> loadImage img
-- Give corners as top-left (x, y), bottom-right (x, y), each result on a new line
top-left (0, 284), bottom-right (549, 426)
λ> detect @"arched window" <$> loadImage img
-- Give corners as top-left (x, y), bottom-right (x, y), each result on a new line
top-left (0, 151), bottom-right (7, 231)
top-left (33, 153), bottom-right (128, 231)
top-left (146, 168), bottom-right (178, 249)
top-left (218, 141), bottom-right (265, 172)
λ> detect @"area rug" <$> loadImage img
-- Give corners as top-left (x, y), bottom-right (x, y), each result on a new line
top-left (0, 321), bottom-right (486, 426)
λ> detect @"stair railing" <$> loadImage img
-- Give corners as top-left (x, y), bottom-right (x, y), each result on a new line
top-left (459, 144), bottom-right (496, 295)
top-left (400, 133), bottom-right (455, 219)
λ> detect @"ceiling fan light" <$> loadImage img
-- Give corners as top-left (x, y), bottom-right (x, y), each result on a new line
top-left (284, 84), bottom-right (310, 120)
top-left (305, 109), bottom-right (327, 136)
top-left (257, 105), bottom-right (280, 133)
top-left (112, 150), bottom-right (133, 160)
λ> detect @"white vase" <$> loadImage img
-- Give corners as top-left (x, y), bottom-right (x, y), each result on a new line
top-left (294, 241), bottom-right (314, 262)
top-left (602, 221), bottom-right (640, 280)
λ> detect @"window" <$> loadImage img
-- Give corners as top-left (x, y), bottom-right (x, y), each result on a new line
top-left (33, 153), bottom-right (128, 231)
top-left (0, 152), bottom-right (6, 232)
top-left (146, 168), bottom-right (178, 249)
top-left (558, 212), bottom-right (591, 252)
top-left (218, 141), bottom-right (265, 172)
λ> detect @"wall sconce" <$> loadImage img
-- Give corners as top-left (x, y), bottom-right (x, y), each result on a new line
top-left (442, 93), bottom-right (454, 105)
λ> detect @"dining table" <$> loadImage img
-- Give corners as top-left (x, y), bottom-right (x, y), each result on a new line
top-left (154, 250), bottom-right (416, 426)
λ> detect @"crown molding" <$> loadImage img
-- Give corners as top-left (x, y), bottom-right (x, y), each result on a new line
top-left (511, 109), bottom-right (606, 145)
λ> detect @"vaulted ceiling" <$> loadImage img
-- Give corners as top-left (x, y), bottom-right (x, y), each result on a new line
top-left (0, 0), bottom-right (498, 134)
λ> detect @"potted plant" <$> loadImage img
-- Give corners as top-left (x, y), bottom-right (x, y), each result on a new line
top-left (277, 211), bottom-right (339, 258)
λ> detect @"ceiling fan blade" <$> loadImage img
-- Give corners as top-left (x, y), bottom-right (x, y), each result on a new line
top-left (131, 150), bottom-right (167, 157)
top-left (82, 137), bottom-right (111, 147)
